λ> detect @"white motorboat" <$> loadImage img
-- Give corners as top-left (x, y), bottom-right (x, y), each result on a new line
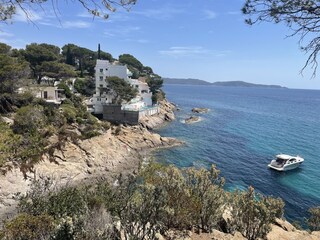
top-left (268, 154), bottom-right (304, 171)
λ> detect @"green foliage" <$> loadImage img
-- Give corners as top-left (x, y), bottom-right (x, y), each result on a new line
top-left (0, 43), bottom-right (11, 55)
top-left (107, 76), bottom-right (138, 104)
top-left (0, 122), bottom-right (21, 167)
top-left (2, 213), bottom-right (55, 240)
top-left (184, 165), bottom-right (225, 231)
top-left (24, 43), bottom-right (60, 82)
top-left (62, 43), bottom-right (113, 77)
top-left (74, 77), bottom-right (95, 96)
top-left (13, 105), bottom-right (46, 135)
top-left (119, 53), bottom-right (143, 71)
top-left (0, 53), bottom-right (30, 94)
top-left (60, 103), bottom-right (78, 124)
top-left (39, 61), bottom-right (76, 81)
top-left (307, 206), bottom-right (320, 231)
top-left (57, 82), bottom-right (72, 98)
top-left (228, 186), bottom-right (284, 240)
top-left (147, 74), bottom-right (164, 103)
top-left (0, 92), bottom-right (34, 114)
top-left (9, 162), bottom-right (287, 240)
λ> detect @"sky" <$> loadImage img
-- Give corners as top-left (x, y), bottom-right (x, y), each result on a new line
top-left (1, 0), bottom-right (320, 89)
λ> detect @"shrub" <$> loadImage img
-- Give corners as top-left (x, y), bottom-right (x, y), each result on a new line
top-left (60, 103), bottom-right (77, 124)
top-left (228, 186), bottom-right (284, 240)
top-left (2, 213), bottom-right (55, 240)
top-left (12, 105), bottom-right (46, 135)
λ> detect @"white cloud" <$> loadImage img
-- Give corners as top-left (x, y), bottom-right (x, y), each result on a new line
top-left (159, 46), bottom-right (210, 57)
top-left (104, 26), bottom-right (141, 37)
top-left (203, 10), bottom-right (217, 19)
top-left (133, 6), bottom-right (185, 20)
top-left (159, 46), bottom-right (231, 58)
top-left (0, 31), bottom-right (14, 37)
top-left (123, 38), bottom-right (149, 44)
top-left (14, 8), bottom-right (42, 22)
top-left (62, 20), bottom-right (92, 28)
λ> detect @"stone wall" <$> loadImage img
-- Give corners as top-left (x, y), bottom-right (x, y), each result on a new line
top-left (103, 105), bottom-right (159, 125)
top-left (103, 105), bottom-right (140, 124)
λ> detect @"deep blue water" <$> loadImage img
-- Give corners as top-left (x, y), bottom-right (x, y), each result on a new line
top-left (154, 84), bottom-right (320, 223)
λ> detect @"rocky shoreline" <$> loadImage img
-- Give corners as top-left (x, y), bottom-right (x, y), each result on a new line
top-left (0, 99), bottom-right (181, 222)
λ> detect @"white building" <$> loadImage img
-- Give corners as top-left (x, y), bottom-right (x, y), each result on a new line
top-left (89, 60), bottom-right (153, 114)
top-left (18, 86), bottom-right (65, 104)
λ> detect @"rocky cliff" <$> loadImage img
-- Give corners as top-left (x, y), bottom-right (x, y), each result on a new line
top-left (0, 99), bottom-right (180, 221)
top-left (139, 99), bottom-right (176, 129)
top-left (183, 219), bottom-right (320, 240)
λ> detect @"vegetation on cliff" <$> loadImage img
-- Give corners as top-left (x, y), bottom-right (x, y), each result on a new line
top-left (0, 163), bottom-right (289, 240)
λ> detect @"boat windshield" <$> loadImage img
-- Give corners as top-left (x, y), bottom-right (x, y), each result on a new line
top-left (276, 158), bottom-right (287, 164)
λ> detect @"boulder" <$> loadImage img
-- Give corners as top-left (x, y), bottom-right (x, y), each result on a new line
top-left (267, 218), bottom-right (320, 240)
top-left (185, 116), bottom-right (200, 124)
top-left (192, 108), bottom-right (209, 114)
top-left (0, 116), bottom-right (14, 125)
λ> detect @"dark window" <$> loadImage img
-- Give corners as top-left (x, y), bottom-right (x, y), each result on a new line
top-left (43, 91), bottom-right (48, 99)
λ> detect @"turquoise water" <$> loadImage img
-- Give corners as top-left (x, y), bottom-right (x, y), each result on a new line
top-left (154, 85), bottom-right (320, 223)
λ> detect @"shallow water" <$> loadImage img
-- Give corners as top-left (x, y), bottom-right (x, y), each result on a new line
top-left (154, 85), bottom-right (320, 223)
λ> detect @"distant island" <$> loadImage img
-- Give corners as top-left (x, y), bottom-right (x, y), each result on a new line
top-left (163, 78), bottom-right (286, 89)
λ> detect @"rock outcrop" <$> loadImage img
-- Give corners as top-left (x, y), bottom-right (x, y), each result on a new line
top-left (267, 218), bottom-right (320, 240)
top-left (0, 101), bottom-right (182, 222)
top-left (191, 108), bottom-right (209, 114)
top-left (139, 99), bottom-right (176, 129)
top-left (188, 218), bottom-right (320, 240)
top-left (185, 116), bottom-right (201, 124)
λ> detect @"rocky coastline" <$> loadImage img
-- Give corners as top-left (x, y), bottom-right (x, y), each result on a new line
top-left (0, 99), bottom-right (181, 222)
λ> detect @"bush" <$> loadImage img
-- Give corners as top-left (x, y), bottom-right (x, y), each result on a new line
top-left (228, 186), bottom-right (284, 240)
top-left (2, 213), bottom-right (55, 240)
top-left (60, 103), bottom-right (77, 124)
top-left (13, 105), bottom-right (46, 135)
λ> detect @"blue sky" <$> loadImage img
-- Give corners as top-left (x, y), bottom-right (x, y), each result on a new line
top-left (1, 0), bottom-right (320, 89)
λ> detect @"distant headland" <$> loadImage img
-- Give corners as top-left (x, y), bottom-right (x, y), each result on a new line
top-left (163, 78), bottom-right (287, 89)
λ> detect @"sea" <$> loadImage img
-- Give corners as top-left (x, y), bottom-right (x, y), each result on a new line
top-left (154, 84), bottom-right (320, 224)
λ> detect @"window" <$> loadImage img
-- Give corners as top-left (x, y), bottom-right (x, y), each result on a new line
top-left (100, 84), bottom-right (103, 87)
top-left (100, 69), bottom-right (103, 73)
top-left (43, 91), bottom-right (48, 99)
top-left (97, 97), bottom-right (101, 101)
top-left (100, 76), bottom-right (103, 81)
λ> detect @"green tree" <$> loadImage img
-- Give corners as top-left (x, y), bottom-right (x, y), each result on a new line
top-left (107, 76), bottom-right (138, 104)
top-left (0, 42), bottom-right (11, 54)
top-left (74, 77), bottom-right (95, 96)
top-left (65, 45), bottom-right (73, 65)
top-left (307, 206), bottom-right (320, 231)
top-left (62, 44), bottom-right (113, 77)
top-left (39, 61), bottom-right (76, 81)
top-left (146, 74), bottom-right (164, 103)
top-left (24, 43), bottom-right (60, 83)
top-left (242, 0), bottom-right (320, 76)
top-left (0, 53), bottom-right (30, 93)
top-left (119, 53), bottom-right (144, 71)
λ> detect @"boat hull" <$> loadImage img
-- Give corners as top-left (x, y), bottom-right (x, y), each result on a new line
top-left (268, 162), bottom-right (303, 171)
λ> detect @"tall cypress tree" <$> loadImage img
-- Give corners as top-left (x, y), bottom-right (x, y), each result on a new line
top-left (65, 45), bottom-right (73, 65)
top-left (98, 43), bottom-right (101, 60)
